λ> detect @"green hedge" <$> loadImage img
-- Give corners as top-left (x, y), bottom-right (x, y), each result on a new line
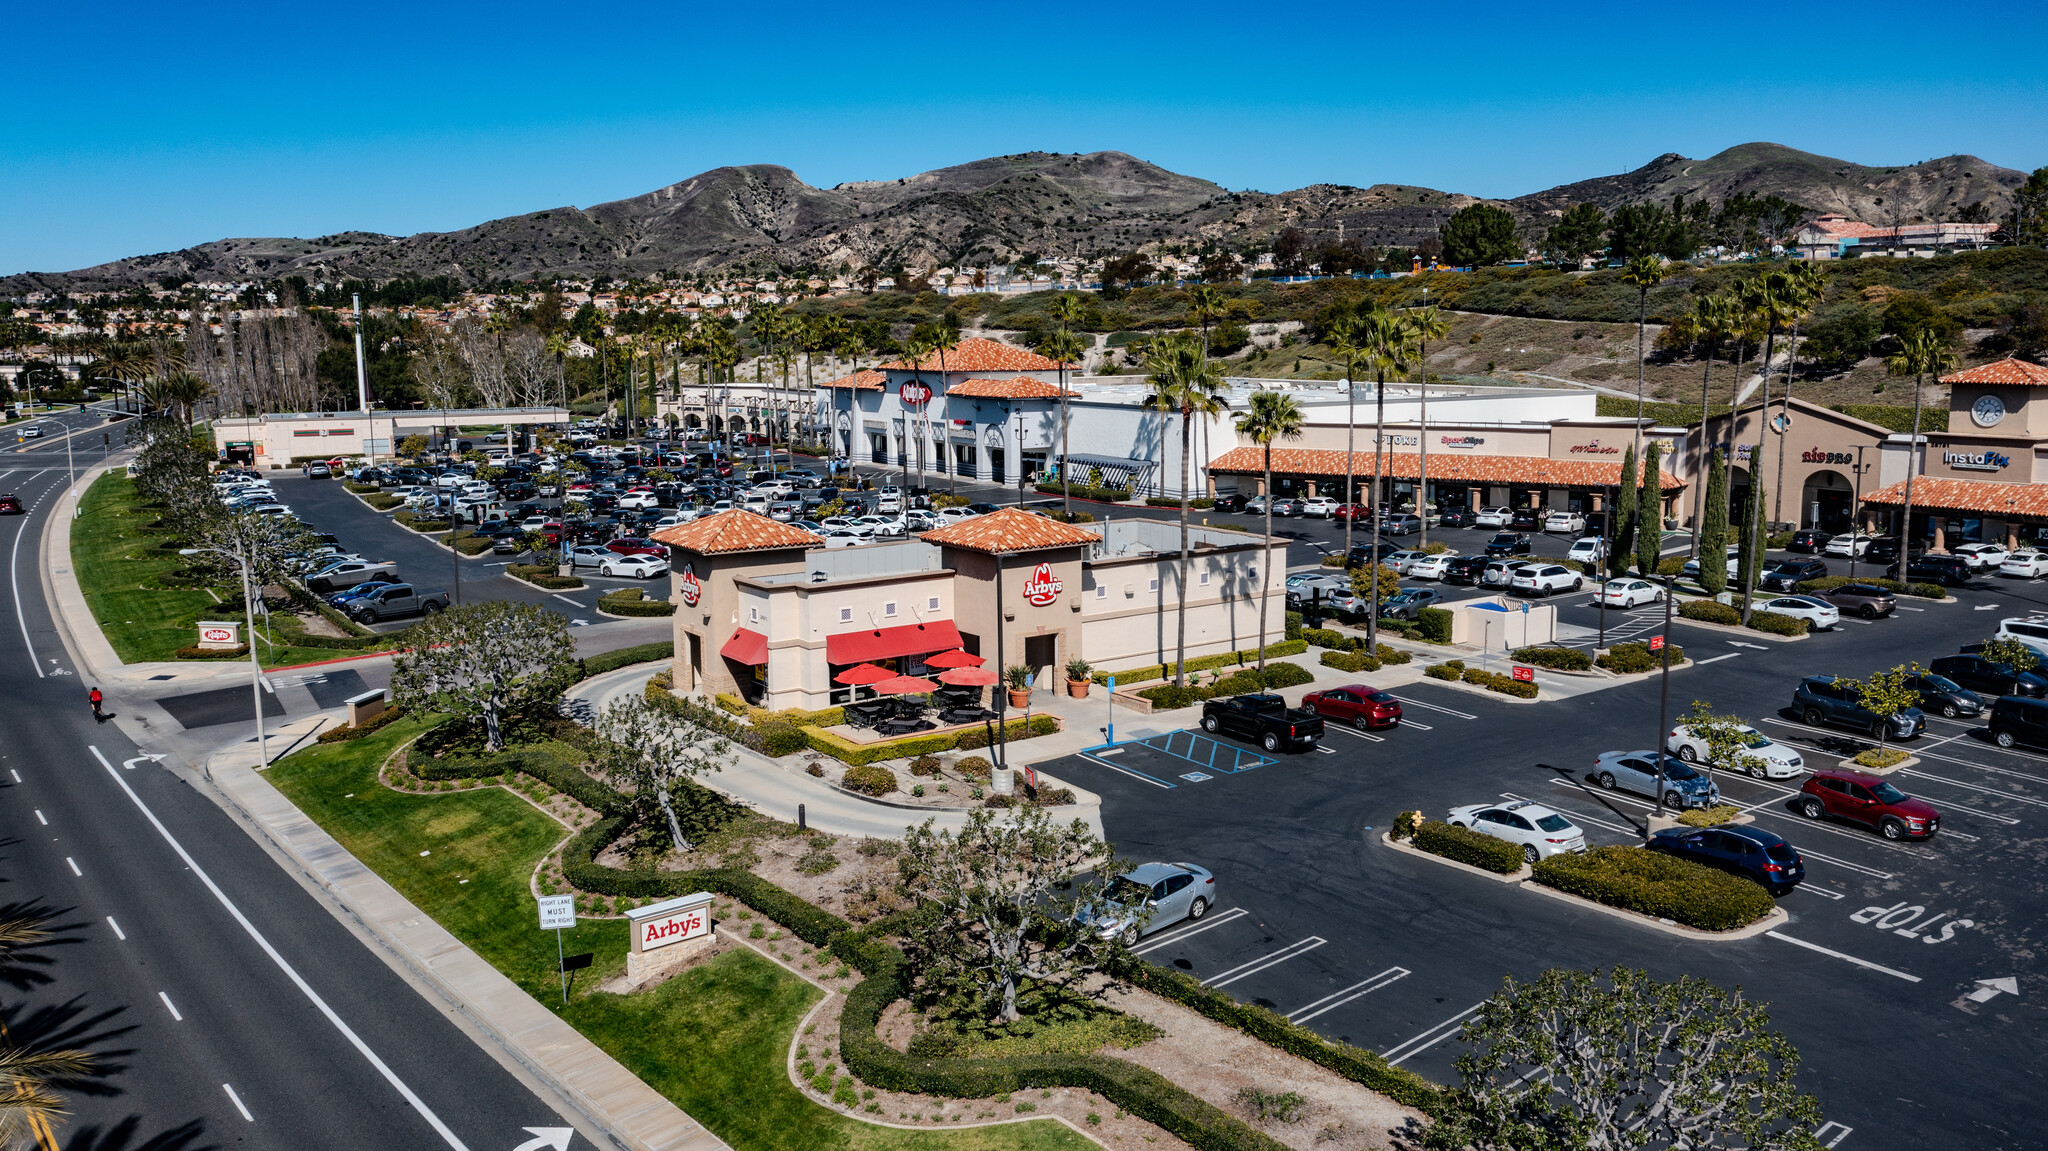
top-left (1415, 607), bottom-right (1454, 643)
top-left (1413, 820), bottom-right (1524, 873)
top-left (598, 588), bottom-right (676, 616)
top-left (1424, 660), bottom-right (1463, 681)
top-left (343, 481), bottom-right (380, 494)
top-left (364, 493), bottom-right (404, 511)
top-left (800, 714), bottom-right (1060, 766)
top-left (1033, 482), bottom-right (1133, 503)
top-left (1748, 610), bottom-right (1809, 636)
top-left (1319, 649), bottom-right (1382, 673)
top-left (1092, 640), bottom-right (1309, 686)
top-left (1136, 663), bottom-right (1315, 710)
top-left (443, 531), bottom-right (496, 556)
top-left (1532, 846), bottom-right (1776, 931)
top-left (581, 641), bottom-right (675, 677)
top-left (1793, 575), bottom-right (1946, 600)
top-left (1143, 497), bottom-right (1216, 509)
top-left (508, 563), bottom-right (584, 589)
top-left (1678, 600), bottom-right (1741, 625)
top-left (1597, 641), bottom-right (1684, 673)
top-left (1285, 611), bottom-right (1303, 639)
top-left (315, 704), bottom-right (407, 742)
top-left (841, 764), bottom-right (897, 795)
top-left (1461, 666), bottom-right (1539, 699)
top-left (1510, 646), bottom-right (1592, 671)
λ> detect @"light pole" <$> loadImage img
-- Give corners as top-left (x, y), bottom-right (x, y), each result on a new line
top-left (180, 543), bottom-right (265, 775)
top-left (1849, 445), bottom-right (1870, 581)
top-left (1648, 573), bottom-right (1677, 837)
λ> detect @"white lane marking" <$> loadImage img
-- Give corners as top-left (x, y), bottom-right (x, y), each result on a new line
top-left (66, 857), bottom-right (80, 876)
top-left (1389, 696), bottom-right (1476, 719)
top-left (88, 746), bottom-right (473, 1149)
top-left (1402, 720), bottom-right (1434, 732)
top-left (10, 769), bottom-right (19, 783)
top-left (1201, 936), bottom-right (1327, 988)
top-left (1383, 1002), bottom-right (1485, 1065)
top-left (1513, 789), bottom-right (1640, 836)
top-left (1793, 847), bottom-right (1894, 880)
top-left (1816, 1120), bottom-right (1854, 1147)
top-left (159, 991), bottom-right (183, 1021)
top-left (1313, 745), bottom-right (1336, 755)
top-left (550, 594), bottom-right (583, 606)
top-left (1694, 653), bottom-right (1741, 664)
top-left (1132, 907), bottom-right (1249, 954)
top-left (223, 1083), bottom-right (254, 1122)
top-left (9, 472), bottom-right (47, 677)
top-left (107, 916), bottom-right (125, 939)
top-left (1076, 752), bottom-right (1176, 789)
top-left (1288, 967), bottom-right (1411, 1024)
top-left (1766, 930), bottom-right (1921, 982)
top-left (1899, 767), bottom-right (2048, 810)
top-left (1322, 724), bottom-right (1385, 743)
top-left (1795, 886), bottom-right (1846, 899)
top-left (34, 809), bottom-right (46, 825)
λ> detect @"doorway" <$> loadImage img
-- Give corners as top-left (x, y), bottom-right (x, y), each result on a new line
top-left (1024, 634), bottom-right (1058, 683)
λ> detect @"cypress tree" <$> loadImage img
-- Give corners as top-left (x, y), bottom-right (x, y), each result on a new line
top-left (1698, 450), bottom-right (1729, 595)
top-left (1737, 484), bottom-right (1769, 623)
top-left (1611, 444), bottom-right (1638, 577)
top-left (1636, 442), bottom-right (1664, 577)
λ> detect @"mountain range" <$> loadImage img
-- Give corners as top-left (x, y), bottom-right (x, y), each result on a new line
top-left (7, 143), bottom-right (2029, 294)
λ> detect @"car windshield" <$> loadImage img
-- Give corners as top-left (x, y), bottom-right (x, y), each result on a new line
top-left (1738, 731), bottom-right (1771, 749)
top-left (1663, 761), bottom-right (1701, 781)
top-left (1764, 843), bottom-right (1798, 863)
top-left (1921, 674), bottom-right (1961, 692)
top-left (1534, 814), bottom-right (1574, 833)
top-left (1104, 877), bottom-right (1152, 904)
top-left (1870, 782), bottom-right (1909, 805)
top-left (1491, 534), bottom-right (1515, 544)
top-left (1366, 691), bottom-right (1394, 702)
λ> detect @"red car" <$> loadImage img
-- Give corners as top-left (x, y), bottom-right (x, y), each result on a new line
top-left (1300, 684), bottom-right (1403, 731)
top-left (1797, 768), bottom-right (1939, 840)
top-left (0, 495), bottom-right (21, 515)
top-left (537, 521), bottom-right (566, 544)
top-left (1329, 504), bottom-right (1372, 523)
top-left (606, 537), bottom-right (668, 558)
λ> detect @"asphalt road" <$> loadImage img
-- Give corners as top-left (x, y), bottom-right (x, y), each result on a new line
top-left (1044, 555), bottom-right (2048, 1151)
top-left (0, 430), bottom-right (592, 1148)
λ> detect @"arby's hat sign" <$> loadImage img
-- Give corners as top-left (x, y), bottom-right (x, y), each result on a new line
top-left (678, 564), bottom-right (702, 607)
top-left (1021, 561), bottom-right (1063, 606)
top-left (900, 381), bottom-right (932, 405)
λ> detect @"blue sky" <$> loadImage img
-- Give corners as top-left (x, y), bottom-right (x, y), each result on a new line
top-left (7, 0), bottom-right (2044, 276)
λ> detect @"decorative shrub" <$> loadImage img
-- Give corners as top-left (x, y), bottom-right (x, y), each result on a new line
top-left (1031, 481), bottom-right (1132, 503)
top-left (1415, 607), bottom-right (1454, 644)
top-left (508, 563), bottom-right (584, 589)
top-left (1375, 644), bottom-right (1412, 665)
top-left (174, 643), bottom-right (249, 659)
top-left (1319, 650), bottom-right (1381, 673)
top-left (955, 756), bottom-right (992, 781)
top-left (1511, 646), bottom-right (1593, 671)
top-left (1093, 641), bottom-right (1310, 686)
top-left (1675, 804), bottom-right (1744, 828)
top-left (907, 754), bottom-right (942, 777)
top-left (315, 705), bottom-right (407, 742)
top-left (1597, 641), bottom-right (1684, 673)
top-left (1533, 846), bottom-right (1776, 931)
top-left (756, 719), bottom-right (810, 758)
top-left (1390, 810), bottom-right (1424, 841)
top-left (598, 588), bottom-right (676, 617)
top-left (1412, 820), bottom-right (1525, 873)
top-left (1678, 600), bottom-right (1742, 625)
top-left (364, 493), bottom-right (404, 511)
top-left (840, 764), bottom-right (898, 796)
top-left (1851, 747), bottom-right (1910, 769)
top-left (1135, 664), bottom-right (1311, 709)
top-left (1748, 610), bottom-right (1809, 636)
top-left (1424, 661), bottom-right (1463, 681)
top-left (581, 641), bottom-right (674, 677)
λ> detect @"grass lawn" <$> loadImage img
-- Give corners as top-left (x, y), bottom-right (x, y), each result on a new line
top-left (267, 722), bottom-right (1090, 1151)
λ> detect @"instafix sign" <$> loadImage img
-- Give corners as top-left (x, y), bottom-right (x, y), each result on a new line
top-left (1022, 561), bottom-right (1064, 606)
top-left (899, 381), bottom-right (932, 405)
top-left (1440, 435), bottom-right (1485, 449)
top-left (628, 892), bottom-right (714, 953)
top-left (1569, 440), bottom-right (1619, 455)
top-left (677, 564), bottom-right (703, 608)
top-left (1944, 448), bottom-right (2012, 472)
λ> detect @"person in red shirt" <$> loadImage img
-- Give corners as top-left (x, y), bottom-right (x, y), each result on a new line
top-left (89, 687), bottom-right (104, 722)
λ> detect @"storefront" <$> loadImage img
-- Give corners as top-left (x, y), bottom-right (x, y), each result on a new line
top-left (1857, 358), bottom-right (2048, 548)
top-left (1690, 398), bottom-right (1893, 533)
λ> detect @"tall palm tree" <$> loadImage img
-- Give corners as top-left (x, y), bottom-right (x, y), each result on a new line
top-left (900, 332), bottom-right (937, 500)
top-left (1234, 390), bottom-right (1304, 671)
top-left (1040, 329), bottom-right (1088, 516)
top-left (1145, 334), bottom-right (1228, 687)
top-left (1404, 305), bottom-right (1450, 547)
top-left (1683, 293), bottom-right (1739, 557)
top-left (1734, 269), bottom-right (1804, 622)
top-left (1885, 328), bottom-right (1957, 556)
top-left (926, 323), bottom-right (962, 492)
top-left (1328, 307), bottom-right (1414, 598)
top-left (1184, 286), bottom-right (1229, 495)
top-left (1621, 254), bottom-right (1666, 459)
top-left (1771, 263), bottom-right (1830, 528)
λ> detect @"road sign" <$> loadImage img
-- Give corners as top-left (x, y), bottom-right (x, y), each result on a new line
top-left (538, 894), bottom-right (576, 930)
top-left (1511, 665), bottom-right (1534, 683)
top-left (1648, 634), bottom-right (1665, 652)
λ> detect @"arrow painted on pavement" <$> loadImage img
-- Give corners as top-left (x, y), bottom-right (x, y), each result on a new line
top-left (512, 1129), bottom-right (574, 1151)
top-left (121, 753), bottom-right (167, 771)
top-left (1965, 977), bottom-right (2018, 1003)
top-left (1727, 641), bottom-right (1769, 650)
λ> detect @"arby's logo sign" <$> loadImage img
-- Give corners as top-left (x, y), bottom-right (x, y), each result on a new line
top-left (678, 564), bottom-right (702, 607)
top-left (640, 906), bottom-right (708, 950)
top-left (900, 381), bottom-right (932, 405)
top-left (1021, 562), bottom-right (1064, 607)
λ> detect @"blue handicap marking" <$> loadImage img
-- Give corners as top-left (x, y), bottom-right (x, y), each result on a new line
top-left (1135, 731), bottom-right (1278, 774)
top-left (1180, 771), bottom-right (1213, 782)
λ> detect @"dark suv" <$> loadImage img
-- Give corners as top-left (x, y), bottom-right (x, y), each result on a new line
top-left (1648, 826), bottom-right (1805, 895)
top-left (1786, 529), bottom-right (1833, 554)
top-left (1904, 671), bottom-right (1984, 720)
top-left (1759, 558), bottom-right (1829, 591)
top-left (1928, 654), bottom-right (2048, 698)
top-left (1485, 532), bottom-right (1532, 557)
top-left (1798, 768), bottom-right (1940, 840)
top-left (1793, 675), bottom-right (1926, 740)
top-left (1443, 555), bottom-right (1489, 584)
top-left (1989, 696), bottom-right (2048, 750)
top-left (1891, 554), bottom-right (1972, 586)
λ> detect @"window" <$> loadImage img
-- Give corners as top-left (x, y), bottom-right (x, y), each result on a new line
top-left (839, 607), bottom-right (852, 623)
top-left (1095, 585), bottom-right (1107, 599)
top-left (748, 606), bottom-right (760, 623)
top-left (1198, 571), bottom-right (1210, 586)
top-left (927, 596), bottom-right (940, 611)
top-left (1148, 578), bottom-right (1160, 593)
top-left (883, 601), bottom-right (897, 617)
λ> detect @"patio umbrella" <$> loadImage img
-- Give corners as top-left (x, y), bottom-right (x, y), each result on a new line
top-left (936, 666), bottom-right (999, 687)
top-left (834, 663), bottom-right (893, 686)
top-left (923, 648), bottom-right (984, 669)
top-left (872, 674), bottom-right (940, 695)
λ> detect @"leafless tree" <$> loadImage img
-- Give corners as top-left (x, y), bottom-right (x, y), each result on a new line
top-left (593, 696), bottom-right (726, 854)
top-left (392, 602), bottom-right (575, 751)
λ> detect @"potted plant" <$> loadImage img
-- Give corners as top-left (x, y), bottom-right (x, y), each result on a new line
top-left (1065, 657), bottom-right (1092, 698)
top-left (1005, 664), bottom-right (1033, 708)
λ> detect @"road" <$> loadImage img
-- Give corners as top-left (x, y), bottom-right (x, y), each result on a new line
top-left (1, 415), bottom-right (596, 1149)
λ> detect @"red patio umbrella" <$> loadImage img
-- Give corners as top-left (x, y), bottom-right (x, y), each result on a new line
top-left (834, 663), bottom-right (893, 685)
top-left (936, 666), bottom-right (1000, 686)
top-left (923, 649), bottom-right (984, 669)
top-left (873, 674), bottom-right (939, 695)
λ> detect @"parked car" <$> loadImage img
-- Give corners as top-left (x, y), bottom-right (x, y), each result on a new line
top-left (566, 544), bottom-right (614, 568)
top-left (1591, 750), bottom-right (1722, 809)
top-left (1384, 549), bottom-right (1430, 575)
top-left (1649, 826), bottom-right (1805, 895)
top-left (1597, 578), bottom-right (1664, 608)
top-left (1992, 618), bottom-right (2048, 659)
top-left (305, 559), bottom-right (399, 593)
top-left (1893, 554), bottom-right (1973, 586)
top-left (1474, 506), bottom-right (1510, 528)
top-left (1443, 555), bottom-right (1489, 585)
top-left (1928, 653), bottom-right (2048, 698)
top-left (1666, 722), bottom-right (1804, 779)
top-left (1480, 559), bottom-right (1533, 589)
top-left (1445, 801), bottom-right (1587, 864)
top-left (1301, 684), bottom-right (1402, 731)
top-left (325, 576), bottom-right (399, 606)
top-left (1793, 674), bottom-right (1927, 739)
top-left (1300, 496), bottom-right (1339, 518)
top-left (1759, 558), bottom-right (1830, 592)
top-left (1510, 563), bottom-right (1581, 597)
top-left (1284, 573), bottom-right (1347, 605)
top-left (343, 583), bottom-right (451, 624)
top-left (1508, 508), bottom-right (1540, 531)
top-left (1823, 534), bottom-right (1874, 558)
top-left (1438, 508), bottom-right (1476, 529)
top-left (1269, 497), bottom-right (1306, 517)
top-left (1903, 671), bottom-right (1984, 720)
top-left (1076, 862), bottom-right (1217, 946)
top-left (1681, 548), bottom-right (1741, 580)
top-left (1755, 594), bottom-right (1840, 631)
top-left (1797, 768), bottom-right (1940, 840)
top-left (606, 537), bottom-right (668, 558)
top-left (1406, 553), bottom-right (1452, 580)
top-left (1543, 510), bottom-right (1586, 535)
top-left (1380, 513), bottom-right (1421, 536)
top-left (1863, 538), bottom-right (1901, 565)
top-left (1346, 541), bottom-right (1400, 568)
top-left (1821, 583), bottom-right (1895, 619)
top-left (1988, 695), bottom-right (2048, 750)
top-left (600, 554), bottom-right (669, 579)
top-left (1999, 550), bottom-right (2048, 578)
top-left (1785, 529), bottom-right (1833, 554)
top-left (1951, 542), bottom-right (2011, 570)
top-left (1381, 587), bottom-right (1443, 620)
top-left (1329, 502), bottom-right (1371, 523)
top-left (1484, 532), bottom-right (1531, 557)
top-left (1566, 537), bottom-right (1606, 565)
top-left (1199, 693), bottom-right (1323, 752)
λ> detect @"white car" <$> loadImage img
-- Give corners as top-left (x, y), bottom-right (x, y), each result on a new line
top-left (1666, 722), bottom-right (1806, 780)
top-left (1480, 559), bottom-right (1532, 589)
top-left (1285, 573), bottom-right (1348, 605)
top-left (1474, 506), bottom-right (1510, 529)
top-left (821, 530), bottom-right (868, 548)
top-left (1544, 510), bottom-right (1586, 535)
top-left (854, 514), bottom-right (901, 537)
top-left (1567, 537), bottom-right (1607, 565)
top-left (1510, 563), bottom-right (1581, 597)
top-left (1406, 554), bottom-right (1452, 580)
top-left (1446, 801), bottom-right (1587, 864)
top-left (1596, 578), bottom-right (1663, 608)
top-left (1385, 549), bottom-right (1430, 574)
top-left (519, 515), bottom-right (553, 532)
top-left (600, 554), bottom-right (670, 579)
top-left (1999, 551), bottom-right (2048, 578)
top-left (1300, 497), bottom-right (1339, 518)
top-left (1952, 543), bottom-right (2010, 570)
top-left (566, 545), bottom-right (613, 568)
top-left (617, 490), bottom-right (659, 510)
top-left (1756, 594), bottom-right (1840, 631)
top-left (935, 506), bottom-right (976, 525)
top-left (1823, 534), bottom-right (1873, 557)
top-left (19, 425), bottom-right (41, 439)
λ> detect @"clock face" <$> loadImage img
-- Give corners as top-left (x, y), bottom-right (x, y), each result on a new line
top-left (1972, 394), bottom-right (2007, 428)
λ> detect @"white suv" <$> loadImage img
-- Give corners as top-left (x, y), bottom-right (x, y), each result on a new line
top-left (1953, 543), bottom-right (2011, 570)
top-left (1510, 563), bottom-right (1582, 597)
top-left (1300, 496), bottom-right (1338, 518)
top-left (1566, 537), bottom-right (1607, 564)
top-left (1475, 506), bottom-right (1510, 528)
top-left (1544, 510), bottom-right (1586, 535)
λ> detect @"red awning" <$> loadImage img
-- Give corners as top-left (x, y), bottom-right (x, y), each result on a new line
top-left (825, 620), bottom-right (965, 665)
top-left (720, 627), bottom-right (768, 665)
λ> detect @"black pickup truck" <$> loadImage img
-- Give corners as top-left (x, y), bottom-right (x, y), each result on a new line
top-left (1199, 693), bottom-right (1324, 752)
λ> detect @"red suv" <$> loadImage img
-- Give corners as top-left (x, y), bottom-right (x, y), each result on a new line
top-left (0, 495), bottom-right (21, 515)
top-left (606, 537), bottom-right (668, 558)
top-left (1300, 684), bottom-right (1403, 731)
top-left (1797, 768), bottom-right (1939, 840)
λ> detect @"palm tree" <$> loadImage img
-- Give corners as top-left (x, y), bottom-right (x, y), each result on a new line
top-left (1404, 305), bottom-right (1450, 547)
top-left (1683, 293), bottom-right (1739, 557)
top-left (1234, 391), bottom-right (1304, 671)
top-left (0, 911), bottom-right (96, 1150)
top-left (1328, 308), bottom-right (1415, 610)
top-left (1734, 269), bottom-right (1804, 623)
top-left (1040, 329), bottom-right (1088, 516)
top-left (1771, 263), bottom-right (1830, 528)
top-left (1184, 286), bottom-right (1229, 492)
top-left (926, 323), bottom-right (962, 492)
top-left (1145, 334), bottom-right (1228, 687)
top-left (900, 332), bottom-right (937, 501)
top-left (1885, 328), bottom-right (1957, 556)
top-left (1621, 254), bottom-right (1666, 459)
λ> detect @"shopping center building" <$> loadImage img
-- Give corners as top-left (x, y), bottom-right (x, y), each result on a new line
top-left (1857, 358), bottom-right (2048, 549)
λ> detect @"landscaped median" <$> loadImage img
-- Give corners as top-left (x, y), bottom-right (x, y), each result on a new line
top-left (1674, 599), bottom-right (1809, 639)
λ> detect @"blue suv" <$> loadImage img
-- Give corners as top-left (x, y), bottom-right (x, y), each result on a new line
top-left (1793, 675), bottom-right (1925, 741)
top-left (1649, 825), bottom-right (1805, 895)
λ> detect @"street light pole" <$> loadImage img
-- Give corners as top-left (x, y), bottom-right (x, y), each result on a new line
top-left (1649, 573), bottom-right (1676, 837)
top-left (1850, 445), bottom-right (1868, 582)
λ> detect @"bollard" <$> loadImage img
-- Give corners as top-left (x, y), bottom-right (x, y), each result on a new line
top-left (798, 803), bottom-right (806, 832)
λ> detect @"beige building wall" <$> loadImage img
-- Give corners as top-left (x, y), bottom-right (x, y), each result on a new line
top-left (668, 547), bottom-right (806, 700)
top-left (1079, 546), bottom-right (1283, 671)
top-left (946, 548), bottom-right (1086, 686)
top-left (738, 572), bottom-right (957, 710)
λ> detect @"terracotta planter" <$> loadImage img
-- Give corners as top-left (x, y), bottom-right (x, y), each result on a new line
top-left (1067, 679), bottom-right (1090, 699)
top-left (1007, 687), bottom-right (1031, 708)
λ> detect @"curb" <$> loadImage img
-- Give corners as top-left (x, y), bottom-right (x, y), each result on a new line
top-left (1517, 882), bottom-right (1790, 941)
top-left (1842, 753), bottom-right (1919, 776)
top-left (1378, 833), bottom-right (1529, 883)
top-left (1668, 616), bottom-right (1808, 642)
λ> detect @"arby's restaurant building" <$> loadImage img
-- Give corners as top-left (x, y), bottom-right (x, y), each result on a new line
top-left (650, 508), bottom-right (1282, 711)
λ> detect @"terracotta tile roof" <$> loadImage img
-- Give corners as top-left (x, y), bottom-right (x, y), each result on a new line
top-left (1858, 476), bottom-right (2048, 518)
top-left (919, 507), bottom-right (1101, 554)
top-left (1939, 358), bottom-right (2048, 387)
top-left (823, 369), bottom-right (885, 391)
top-left (880, 336), bottom-right (1062, 373)
top-left (943, 377), bottom-right (1073, 399)
top-left (1206, 446), bottom-right (1685, 491)
top-left (650, 509), bottom-right (820, 555)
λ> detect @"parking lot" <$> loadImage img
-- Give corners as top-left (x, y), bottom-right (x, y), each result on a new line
top-left (1043, 554), bottom-right (2048, 1151)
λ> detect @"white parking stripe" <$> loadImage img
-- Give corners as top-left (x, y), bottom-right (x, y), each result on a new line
top-left (1389, 696), bottom-right (1476, 719)
top-left (1322, 725), bottom-right (1385, 743)
top-left (1514, 789), bottom-right (1640, 836)
top-left (1288, 967), bottom-right (1411, 1024)
top-left (1132, 908), bottom-right (1249, 954)
top-left (1382, 1002), bottom-right (1485, 1065)
top-left (1077, 752), bottom-right (1177, 789)
top-left (1795, 886), bottom-right (1846, 899)
top-left (1791, 847), bottom-right (1894, 880)
top-left (1201, 937), bottom-right (1327, 988)
top-left (1766, 930), bottom-right (1921, 982)
top-left (1900, 767), bottom-right (2048, 809)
